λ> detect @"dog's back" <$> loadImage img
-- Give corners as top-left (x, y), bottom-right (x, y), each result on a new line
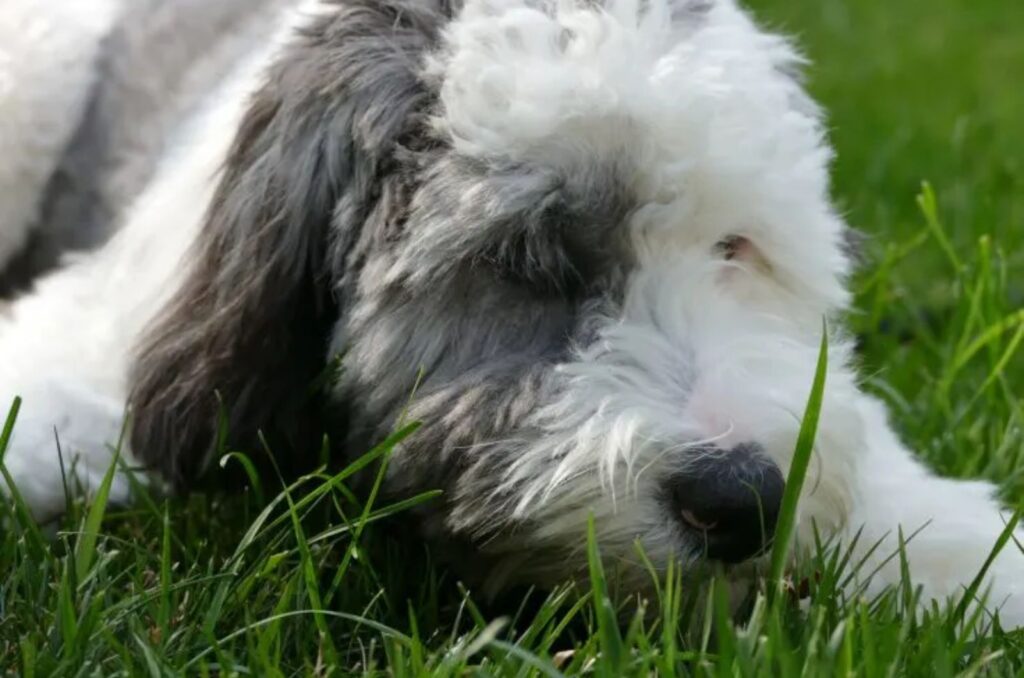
top-left (2, 0), bottom-right (287, 293)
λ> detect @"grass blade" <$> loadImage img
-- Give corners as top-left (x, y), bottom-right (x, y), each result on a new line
top-left (917, 181), bottom-right (963, 274)
top-left (586, 514), bottom-right (624, 676)
top-left (158, 502), bottom-right (173, 642)
top-left (218, 451), bottom-right (265, 505)
top-left (76, 444), bottom-right (122, 583)
top-left (948, 510), bottom-right (1022, 630)
top-left (0, 397), bottom-right (48, 559)
top-left (769, 319), bottom-right (829, 592)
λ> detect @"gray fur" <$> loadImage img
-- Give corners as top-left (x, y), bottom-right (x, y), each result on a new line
top-left (1, 0), bottom-right (286, 294)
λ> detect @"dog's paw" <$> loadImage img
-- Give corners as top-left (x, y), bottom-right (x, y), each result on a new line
top-left (0, 379), bottom-right (131, 521)
top-left (845, 470), bottom-right (1024, 629)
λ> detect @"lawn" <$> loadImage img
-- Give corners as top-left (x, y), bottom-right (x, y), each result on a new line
top-left (3, 0), bottom-right (1024, 674)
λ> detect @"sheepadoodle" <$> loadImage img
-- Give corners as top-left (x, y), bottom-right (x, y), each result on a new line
top-left (1, 0), bottom-right (1021, 624)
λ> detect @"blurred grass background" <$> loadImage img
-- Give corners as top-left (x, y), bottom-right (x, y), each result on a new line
top-left (749, 0), bottom-right (1024, 251)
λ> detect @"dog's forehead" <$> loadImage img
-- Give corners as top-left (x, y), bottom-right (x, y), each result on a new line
top-left (418, 0), bottom-right (852, 308)
top-left (429, 0), bottom-right (796, 170)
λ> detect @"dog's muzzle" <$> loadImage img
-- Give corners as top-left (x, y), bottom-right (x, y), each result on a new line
top-left (664, 442), bottom-right (785, 563)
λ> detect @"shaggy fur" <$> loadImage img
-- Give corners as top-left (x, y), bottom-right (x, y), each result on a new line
top-left (2, 0), bottom-right (1022, 624)
top-left (0, 0), bottom-right (123, 274)
top-left (0, 0), bottom-right (289, 293)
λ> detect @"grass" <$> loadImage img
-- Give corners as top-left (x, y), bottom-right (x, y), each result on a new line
top-left (3, 0), bottom-right (1024, 674)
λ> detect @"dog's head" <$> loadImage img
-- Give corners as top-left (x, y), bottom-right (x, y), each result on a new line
top-left (131, 0), bottom-right (867, 589)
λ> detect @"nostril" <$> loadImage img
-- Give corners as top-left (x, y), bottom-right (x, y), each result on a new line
top-left (665, 442), bottom-right (785, 564)
top-left (680, 509), bottom-right (718, 531)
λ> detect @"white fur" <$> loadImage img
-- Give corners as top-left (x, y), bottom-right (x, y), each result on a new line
top-left (845, 397), bottom-right (1023, 622)
top-left (0, 0), bottom-right (125, 266)
top-left (1, 0), bottom-right (1021, 626)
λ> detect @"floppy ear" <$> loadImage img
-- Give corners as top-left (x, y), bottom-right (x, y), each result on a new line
top-left (128, 1), bottom-right (444, 486)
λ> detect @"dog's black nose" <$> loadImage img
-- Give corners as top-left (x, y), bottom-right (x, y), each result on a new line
top-left (665, 442), bottom-right (785, 564)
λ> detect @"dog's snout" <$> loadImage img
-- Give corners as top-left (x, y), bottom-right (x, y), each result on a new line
top-left (666, 442), bottom-right (785, 564)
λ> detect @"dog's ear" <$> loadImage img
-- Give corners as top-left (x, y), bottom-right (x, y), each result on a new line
top-left (128, 2), bottom-right (443, 486)
top-left (128, 75), bottom-right (337, 486)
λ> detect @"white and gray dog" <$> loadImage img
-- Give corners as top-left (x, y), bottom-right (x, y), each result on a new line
top-left (1, 0), bottom-right (1022, 623)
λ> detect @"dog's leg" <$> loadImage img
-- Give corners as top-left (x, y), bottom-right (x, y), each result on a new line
top-left (0, 0), bottom-right (123, 269)
top-left (0, 116), bottom-right (231, 520)
top-left (837, 395), bottom-right (1024, 627)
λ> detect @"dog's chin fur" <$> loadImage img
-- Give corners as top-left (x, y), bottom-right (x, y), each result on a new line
top-left (1, 0), bottom-right (1022, 625)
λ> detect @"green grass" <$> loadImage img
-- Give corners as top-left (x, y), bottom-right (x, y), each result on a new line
top-left (3, 0), bottom-right (1024, 674)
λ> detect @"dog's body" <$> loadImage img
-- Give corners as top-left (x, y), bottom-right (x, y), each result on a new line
top-left (0, 0), bottom-right (124, 275)
top-left (2, 0), bottom-right (1022, 624)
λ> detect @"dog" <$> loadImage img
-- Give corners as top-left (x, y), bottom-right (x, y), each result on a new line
top-left (1, 0), bottom-right (1021, 625)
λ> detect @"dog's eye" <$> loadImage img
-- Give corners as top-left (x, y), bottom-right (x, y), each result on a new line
top-left (713, 235), bottom-right (773, 276)
top-left (714, 235), bottom-right (752, 261)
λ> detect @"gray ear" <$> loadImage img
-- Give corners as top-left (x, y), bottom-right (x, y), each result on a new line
top-left (128, 0), bottom-right (446, 486)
